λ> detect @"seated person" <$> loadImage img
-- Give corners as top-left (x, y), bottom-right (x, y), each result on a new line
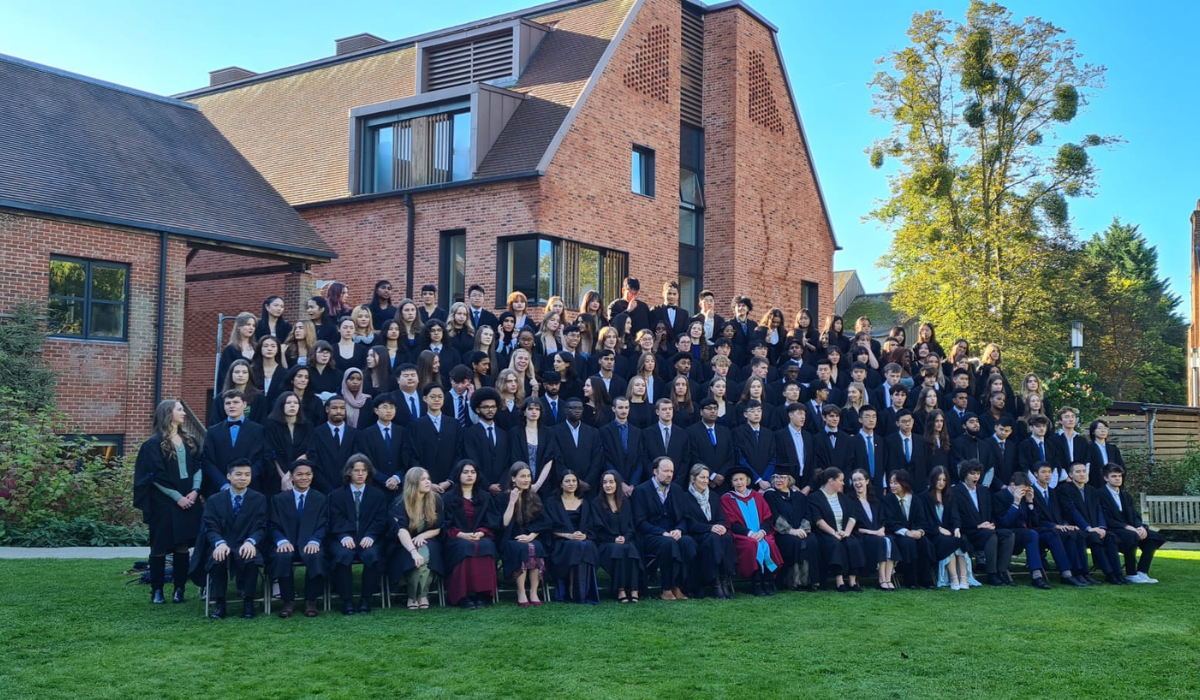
top-left (588, 470), bottom-right (642, 603)
top-left (1098, 464), bottom-right (1166, 584)
top-left (390, 467), bottom-right (445, 611)
top-left (952, 459), bottom-right (1016, 587)
top-left (1029, 461), bottom-right (1089, 587)
top-left (328, 454), bottom-right (389, 615)
top-left (631, 457), bottom-right (697, 601)
top-left (721, 465), bottom-right (783, 595)
top-left (993, 472), bottom-right (1052, 589)
top-left (545, 470), bottom-right (601, 604)
top-left (443, 459), bottom-right (499, 609)
top-left (190, 459), bottom-right (266, 620)
top-left (678, 464), bottom-right (738, 599)
top-left (498, 462), bottom-right (552, 607)
top-left (267, 458), bottom-right (328, 618)
top-left (808, 468), bottom-right (866, 592)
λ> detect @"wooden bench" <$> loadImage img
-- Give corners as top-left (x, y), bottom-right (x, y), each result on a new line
top-left (1139, 494), bottom-right (1200, 530)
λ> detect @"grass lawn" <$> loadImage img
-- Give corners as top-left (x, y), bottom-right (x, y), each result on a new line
top-left (2, 552), bottom-right (1199, 699)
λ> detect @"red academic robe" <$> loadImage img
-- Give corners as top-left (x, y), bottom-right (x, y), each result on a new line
top-left (720, 490), bottom-right (783, 578)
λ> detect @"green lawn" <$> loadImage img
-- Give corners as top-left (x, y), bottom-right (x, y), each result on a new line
top-left (3, 553), bottom-right (1199, 699)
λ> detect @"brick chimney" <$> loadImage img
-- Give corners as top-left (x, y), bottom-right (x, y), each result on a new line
top-left (208, 67), bottom-right (257, 87)
top-left (335, 33), bottom-right (387, 56)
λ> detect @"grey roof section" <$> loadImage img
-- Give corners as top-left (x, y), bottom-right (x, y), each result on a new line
top-left (0, 53), bottom-right (335, 261)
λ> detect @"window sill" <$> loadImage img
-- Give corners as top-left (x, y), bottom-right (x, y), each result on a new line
top-left (47, 336), bottom-right (130, 346)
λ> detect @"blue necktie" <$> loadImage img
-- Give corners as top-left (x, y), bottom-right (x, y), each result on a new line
top-left (297, 492), bottom-right (305, 519)
top-left (409, 395), bottom-right (418, 417)
top-left (233, 493), bottom-right (243, 516)
top-left (383, 426), bottom-right (392, 452)
top-left (708, 427), bottom-right (716, 446)
top-left (867, 435), bottom-right (875, 478)
top-left (550, 400), bottom-right (558, 421)
top-left (473, 311), bottom-right (481, 327)
top-left (620, 423), bottom-right (629, 453)
top-left (904, 436), bottom-right (911, 462)
top-left (754, 429), bottom-right (760, 445)
top-left (1038, 441), bottom-right (1045, 460)
top-left (229, 421), bottom-right (241, 447)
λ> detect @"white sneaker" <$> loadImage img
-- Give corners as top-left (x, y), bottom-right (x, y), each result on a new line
top-left (1142, 574), bottom-right (1158, 584)
top-left (1127, 572), bottom-right (1149, 583)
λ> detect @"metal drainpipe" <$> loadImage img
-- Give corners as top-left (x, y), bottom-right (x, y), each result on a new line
top-left (1146, 407), bottom-right (1158, 466)
top-left (404, 193), bottom-right (415, 300)
top-left (154, 231), bottom-right (167, 406)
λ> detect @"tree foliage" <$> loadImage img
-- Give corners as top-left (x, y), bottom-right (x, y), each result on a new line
top-left (867, 1), bottom-right (1117, 372)
top-left (0, 302), bottom-right (57, 411)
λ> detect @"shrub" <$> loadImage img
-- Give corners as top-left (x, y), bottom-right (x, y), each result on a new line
top-left (1122, 444), bottom-right (1200, 497)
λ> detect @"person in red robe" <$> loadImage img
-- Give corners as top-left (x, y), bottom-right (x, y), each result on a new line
top-left (721, 466), bottom-right (783, 595)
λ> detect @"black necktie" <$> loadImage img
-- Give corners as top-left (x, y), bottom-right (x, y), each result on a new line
top-left (233, 493), bottom-right (243, 516)
top-left (333, 426), bottom-right (341, 445)
top-left (353, 490), bottom-right (362, 522)
top-left (297, 492), bottom-right (305, 518)
top-left (487, 425), bottom-right (495, 446)
top-left (458, 395), bottom-right (470, 428)
top-left (383, 426), bottom-right (392, 451)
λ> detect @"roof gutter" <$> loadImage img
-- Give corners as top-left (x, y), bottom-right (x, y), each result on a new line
top-left (294, 170), bottom-right (543, 211)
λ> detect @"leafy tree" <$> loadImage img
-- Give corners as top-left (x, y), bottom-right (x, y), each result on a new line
top-left (867, 1), bottom-right (1117, 371)
top-left (0, 302), bottom-right (57, 411)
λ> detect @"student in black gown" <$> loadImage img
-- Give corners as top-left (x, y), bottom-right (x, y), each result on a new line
top-left (216, 312), bottom-right (257, 397)
top-left (883, 469), bottom-right (937, 590)
top-left (307, 341), bottom-right (341, 398)
top-left (1098, 465), bottom-right (1165, 583)
top-left (210, 359), bottom-right (266, 426)
top-left (498, 462), bottom-right (551, 607)
top-left (306, 296), bottom-right (338, 344)
top-left (915, 466), bottom-right (972, 589)
top-left (200, 390), bottom-right (266, 496)
top-left (363, 345), bottom-right (397, 400)
top-left (847, 468), bottom-right (899, 590)
top-left (545, 470), bottom-right (601, 604)
top-left (282, 365), bottom-right (325, 428)
top-left (1087, 419), bottom-right (1124, 488)
top-left (763, 467), bottom-right (820, 591)
top-left (442, 460), bottom-right (499, 609)
top-left (808, 468), bottom-right (865, 592)
top-left (328, 453), bottom-right (389, 615)
top-left (588, 469), bottom-right (642, 603)
top-left (366, 280), bottom-right (395, 330)
top-left (189, 459), bottom-right (266, 620)
top-left (678, 464), bottom-right (738, 599)
top-left (267, 458), bottom-right (327, 618)
top-left (255, 295), bottom-right (292, 342)
top-left (625, 375), bottom-right (656, 430)
top-left (409, 383), bottom-right (461, 492)
top-left (133, 399), bottom-right (204, 605)
top-left (252, 335), bottom-right (288, 407)
top-left (582, 375), bottom-right (614, 428)
top-left (264, 392), bottom-right (311, 496)
top-left (390, 467), bottom-right (445, 611)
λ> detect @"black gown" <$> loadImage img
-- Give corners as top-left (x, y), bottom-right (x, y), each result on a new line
top-left (133, 438), bottom-right (203, 553)
top-left (545, 496), bottom-right (600, 603)
top-left (586, 496), bottom-right (642, 591)
top-left (496, 494), bottom-right (552, 580)
top-left (763, 488), bottom-right (820, 588)
top-left (263, 421), bottom-right (311, 497)
top-left (388, 497), bottom-right (445, 581)
top-left (845, 496), bottom-right (900, 568)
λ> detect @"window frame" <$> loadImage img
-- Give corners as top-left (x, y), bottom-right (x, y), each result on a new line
top-left (361, 102), bottom-right (472, 194)
top-left (631, 145), bottom-right (656, 198)
top-left (439, 230), bottom-right (468, 307)
top-left (47, 256), bottom-right (130, 342)
top-left (496, 234), bottom-right (628, 308)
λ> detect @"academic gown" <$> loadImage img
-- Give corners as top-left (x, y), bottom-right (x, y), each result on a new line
top-left (586, 496), bottom-right (642, 576)
top-left (199, 421), bottom-right (266, 497)
top-left (720, 489), bottom-right (783, 577)
top-left (732, 425), bottom-right (777, 483)
top-left (462, 423), bottom-right (511, 491)
top-left (306, 423), bottom-right (360, 494)
top-left (688, 422), bottom-right (736, 483)
top-left (327, 486), bottom-right (390, 569)
top-left (911, 491), bottom-right (969, 560)
top-left (551, 421), bottom-right (604, 489)
top-left (263, 421), bottom-right (312, 497)
top-left (846, 496), bottom-right (900, 568)
top-left (388, 496), bottom-right (445, 581)
top-left (599, 421), bottom-right (647, 486)
top-left (188, 488), bottom-right (267, 587)
top-left (133, 438), bottom-right (203, 551)
top-left (409, 415), bottom-right (462, 486)
top-left (442, 489), bottom-right (499, 574)
top-left (676, 486), bottom-right (737, 589)
top-left (267, 489), bottom-right (329, 579)
top-left (496, 494), bottom-right (553, 579)
top-left (544, 496), bottom-right (600, 583)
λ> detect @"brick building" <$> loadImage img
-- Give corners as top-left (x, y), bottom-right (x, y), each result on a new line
top-left (177, 0), bottom-right (838, 419)
top-left (0, 55), bottom-right (334, 452)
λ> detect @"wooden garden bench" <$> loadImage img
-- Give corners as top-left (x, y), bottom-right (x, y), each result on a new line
top-left (1139, 494), bottom-right (1200, 530)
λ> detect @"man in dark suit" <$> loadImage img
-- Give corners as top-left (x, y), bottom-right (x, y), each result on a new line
top-left (642, 398), bottom-right (690, 468)
top-left (631, 457), bottom-right (696, 601)
top-left (650, 281), bottom-right (690, 341)
top-left (953, 459), bottom-right (1016, 586)
top-left (688, 398), bottom-right (735, 489)
top-left (327, 454), bottom-right (390, 614)
top-left (851, 405), bottom-right (888, 496)
top-left (731, 400), bottom-right (776, 490)
top-left (1028, 461), bottom-right (1090, 587)
top-left (590, 350), bottom-right (627, 399)
top-left (1058, 461), bottom-right (1125, 583)
top-left (267, 458), bottom-right (328, 617)
top-left (877, 384), bottom-right (908, 438)
top-left (391, 364), bottom-right (424, 429)
top-left (1098, 464), bottom-right (1165, 583)
top-left (462, 387), bottom-right (510, 494)
top-left (813, 361), bottom-right (843, 407)
top-left (814, 405), bottom-right (855, 473)
top-left (409, 383), bottom-right (461, 490)
top-left (726, 295), bottom-right (757, 364)
top-left (599, 396), bottom-right (646, 493)
top-left (466, 284), bottom-right (499, 331)
top-left (607, 277), bottom-right (651, 333)
top-left (777, 340), bottom-right (817, 384)
top-left (200, 390), bottom-right (266, 496)
top-left (993, 472), bottom-right (1052, 589)
top-left (1017, 415), bottom-right (1063, 486)
top-left (538, 371), bottom-right (566, 427)
top-left (356, 395), bottom-right (414, 494)
top-left (978, 415), bottom-right (1017, 492)
top-left (689, 289), bottom-right (725, 348)
top-left (776, 403), bottom-right (816, 493)
top-left (191, 459), bottom-right (266, 619)
top-left (884, 410), bottom-right (927, 493)
top-left (307, 397), bottom-right (360, 494)
top-left (950, 412), bottom-right (983, 476)
top-left (943, 389), bottom-right (974, 440)
top-left (1051, 407), bottom-right (1090, 479)
top-left (552, 398), bottom-right (604, 489)
top-left (803, 381), bottom-right (830, 435)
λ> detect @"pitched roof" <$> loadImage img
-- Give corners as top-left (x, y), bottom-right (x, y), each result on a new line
top-left (0, 53), bottom-right (334, 261)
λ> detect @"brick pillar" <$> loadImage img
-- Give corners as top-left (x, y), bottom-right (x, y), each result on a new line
top-left (284, 267), bottom-right (316, 321)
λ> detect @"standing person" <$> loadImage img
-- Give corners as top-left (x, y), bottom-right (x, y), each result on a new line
top-left (357, 394), bottom-right (413, 494)
top-left (333, 317), bottom-right (366, 371)
top-left (211, 359), bottom-right (266, 426)
top-left (446, 302), bottom-right (476, 356)
top-left (267, 458), bottom-right (327, 618)
top-left (339, 368), bottom-right (371, 429)
top-left (251, 335), bottom-right (287, 407)
top-left (1052, 407), bottom-right (1090, 479)
top-left (885, 410), bottom-right (927, 493)
top-left (190, 459), bottom-right (266, 620)
top-left (217, 312), bottom-right (258, 394)
top-left (1098, 465), bottom-right (1165, 583)
top-left (351, 305), bottom-right (378, 346)
top-left (689, 289), bottom-right (725, 347)
top-left (466, 284), bottom-right (499, 332)
top-left (283, 365), bottom-right (324, 428)
top-left (133, 400), bottom-right (204, 605)
top-left (409, 383), bottom-right (462, 491)
top-left (588, 470), bottom-right (642, 603)
top-left (545, 470), bottom-right (601, 604)
top-left (325, 281), bottom-right (353, 320)
top-left (808, 468), bottom-right (864, 592)
top-left (579, 289), bottom-right (608, 335)
top-left (200, 390), bottom-right (266, 496)
top-left (306, 397), bottom-right (360, 494)
top-left (607, 277), bottom-right (651, 334)
top-left (582, 376), bottom-right (613, 428)
top-left (721, 465), bottom-right (783, 596)
top-left (509, 396), bottom-right (556, 493)
top-left (255, 296), bottom-right (292, 342)
top-left (307, 341), bottom-right (341, 397)
top-left (599, 396), bottom-right (646, 491)
top-left (367, 280), bottom-right (395, 330)
top-left (307, 296), bottom-right (338, 344)
top-left (328, 454), bottom-right (389, 615)
top-left (506, 291), bottom-right (538, 336)
top-left (264, 392), bottom-right (311, 497)
top-left (394, 298), bottom-right (424, 360)
top-left (650, 281), bottom-right (689, 340)
top-left (443, 460), bottom-right (499, 609)
top-left (688, 398), bottom-right (735, 489)
top-left (776, 403), bottom-right (816, 493)
top-left (552, 398), bottom-right (603, 490)
top-left (732, 400), bottom-right (777, 489)
top-left (462, 387), bottom-right (510, 492)
top-left (283, 320), bottom-right (316, 368)
top-left (499, 462), bottom-right (551, 607)
top-left (850, 404), bottom-right (887, 497)
top-left (390, 467), bottom-right (444, 611)
top-left (363, 346), bottom-right (397, 400)
top-left (1087, 419), bottom-right (1124, 488)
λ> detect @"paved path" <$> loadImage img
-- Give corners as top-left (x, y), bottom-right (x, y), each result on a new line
top-left (0, 546), bottom-right (149, 559)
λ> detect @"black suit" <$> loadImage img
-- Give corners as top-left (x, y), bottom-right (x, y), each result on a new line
top-left (1097, 486), bottom-right (1165, 576)
top-left (468, 307), bottom-right (499, 332)
top-left (882, 492), bottom-right (935, 586)
top-left (268, 489), bottom-right (328, 601)
top-left (688, 422), bottom-right (735, 482)
top-left (190, 488), bottom-right (266, 601)
top-left (775, 425), bottom-right (816, 492)
top-left (850, 431), bottom-right (888, 496)
top-left (732, 424), bottom-right (776, 483)
top-left (884, 432), bottom-right (928, 493)
top-left (1017, 437), bottom-right (1056, 481)
top-left (642, 423), bottom-right (690, 470)
top-left (978, 435), bottom-right (1017, 492)
top-left (651, 304), bottom-right (691, 340)
top-left (590, 371), bottom-right (628, 401)
top-left (200, 420), bottom-right (266, 497)
top-left (599, 421), bottom-right (646, 486)
top-left (631, 480), bottom-right (695, 590)
top-left (1028, 482), bottom-right (1085, 574)
top-left (951, 482), bottom-right (1014, 575)
top-left (814, 429), bottom-right (855, 473)
top-left (357, 422), bottom-right (414, 491)
top-left (327, 485), bottom-right (389, 604)
top-left (1056, 481), bottom-right (1121, 577)
top-left (306, 422), bottom-right (360, 494)
top-left (1087, 442), bottom-right (1124, 488)
top-left (950, 433), bottom-right (983, 477)
top-left (538, 395), bottom-right (568, 427)
top-left (462, 422), bottom-right (510, 491)
top-left (552, 421), bottom-right (604, 489)
top-left (390, 390), bottom-right (424, 430)
top-left (408, 415), bottom-right (461, 485)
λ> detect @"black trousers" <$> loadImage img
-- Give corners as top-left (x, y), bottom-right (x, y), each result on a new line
top-left (208, 554), bottom-right (259, 601)
top-left (1110, 527), bottom-right (1166, 575)
top-left (964, 528), bottom-right (1015, 574)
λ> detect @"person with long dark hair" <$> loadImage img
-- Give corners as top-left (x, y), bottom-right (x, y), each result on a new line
top-left (251, 334), bottom-right (288, 406)
top-left (545, 470), bottom-right (600, 604)
top-left (282, 365), bottom-right (325, 427)
top-left (847, 468), bottom-right (899, 591)
top-left (808, 467), bottom-right (865, 592)
top-left (255, 295), bottom-right (292, 342)
top-left (133, 399), bottom-right (205, 604)
top-left (588, 469), bottom-right (641, 602)
top-left (367, 280), bottom-right (395, 330)
top-left (307, 341), bottom-right (340, 397)
top-left (306, 296), bottom-right (338, 344)
top-left (394, 298), bottom-right (424, 359)
top-left (443, 460), bottom-right (499, 609)
top-left (328, 453), bottom-right (388, 615)
top-left (264, 391), bottom-right (311, 496)
top-left (499, 462), bottom-right (551, 606)
top-left (915, 466), bottom-right (972, 589)
top-left (211, 359), bottom-right (266, 425)
top-left (364, 345), bottom-right (396, 399)
top-left (324, 281), bottom-right (353, 319)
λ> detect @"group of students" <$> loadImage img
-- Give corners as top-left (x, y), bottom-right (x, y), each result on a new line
top-left (132, 276), bottom-right (1166, 618)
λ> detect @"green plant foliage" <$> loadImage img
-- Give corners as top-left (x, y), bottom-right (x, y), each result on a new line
top-left (869, 147), bottom-right (884, 169)
top-left (1052, 84), bottom-right (1079, 121)
top-left (1122, 445), bottom-right (1200, 497)
top-left (1041, 352), bottom-right (1112, 425)
top-left (0, 302), bottom-right (57, 412)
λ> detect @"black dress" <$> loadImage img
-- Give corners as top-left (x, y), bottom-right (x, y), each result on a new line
top-left (915, 491), bottom-right (971, 560)
top-left (545, 496), bottom-right (600, 603)
top-left (763, 488), bottom-right (820, 587)
top-left (845, 497), bottom-right (900, 568)
top-left (496, 493), bottom-right (552, 580)
top-left (627, 401), bottom-right (656, 430)
top-left (587, 496), bottom-right (642, 593)
top-left (263, 421), bottom-right (311, 497)
top-left (807, 489), bottom-right (866, 582)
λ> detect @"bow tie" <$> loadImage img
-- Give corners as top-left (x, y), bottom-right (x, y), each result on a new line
top-left (228, 420), bottom-right (244, 427)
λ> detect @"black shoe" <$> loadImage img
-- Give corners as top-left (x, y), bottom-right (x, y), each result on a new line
top-left (210, 601), bottom-right (227, 620)
top-left (837, 584), bottom-right (850, 593)
top-left (475, 595), bottom-right (494, 608)
top-left (151, 589), bottom-right (166, 605)
top-left (343, 602), bottom-right (356, 615)
top-left (172, 586), bottom-right (186, 603)
top-left (753, 582), bottom-right (766, 597)
top-left (987, 574), bottom-right (1006, 586)
top-left (850, 583), bottom-right (863, 593)
top-left (764, 581), bottom-right (776, 596)
top-left (1031, 576), bottom-right (1051, 590)
top-left (458, 598), bottom-right (477, 610)
top-left (1082, 574), bottom-right (1101, 585)
top-left (358, 599), bottom-right (371, 614)
top-left (242, 600), bottom-right (256, 619)
top-left (1063, 574), bottom-right (1088, 587)
top-left (922, 583), bottom-right (937, 590)
top-left (1001, 571), bottom-right (1017, 587)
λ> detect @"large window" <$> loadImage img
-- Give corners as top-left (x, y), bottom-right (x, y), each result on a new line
top-left (632, 145), bottom-right (655, 197)
top-left (364, 106), bottom-right (471, 193)
top-left (499, 236), bottom-right (627, 307)
top-left (440, 231), bottom-right (467, 306)
top-left (678, 125), bottom-right (705, 311)
top-left (48, 256), bottom-right (129, 340)
top-left (800, 281), bottom-right (819, 318)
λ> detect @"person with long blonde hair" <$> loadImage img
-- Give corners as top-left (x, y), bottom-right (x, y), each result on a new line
top-left (283, 320), bottom-right (316, 367)
top-left (391, 467), bottom-right (444, 610)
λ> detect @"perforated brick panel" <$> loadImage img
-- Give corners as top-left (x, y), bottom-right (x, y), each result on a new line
top-left (748, 50), bottom-right (784, 134)
top-left (623, 24), bottom-right (671, 103)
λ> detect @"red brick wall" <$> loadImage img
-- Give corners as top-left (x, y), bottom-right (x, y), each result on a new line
top-left (0, 210), bottom-right (186, 447)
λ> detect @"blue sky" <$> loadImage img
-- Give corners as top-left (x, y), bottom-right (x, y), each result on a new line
top-left (3, 0), bottom-right (1195, 320)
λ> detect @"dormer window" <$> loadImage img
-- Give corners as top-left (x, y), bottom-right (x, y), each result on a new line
top-left (416, 18), bottom-right (549, 93)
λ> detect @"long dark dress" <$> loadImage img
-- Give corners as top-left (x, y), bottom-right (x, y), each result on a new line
top-left (587, 495), bottom-right (642, 594)
top-left (388, 496), bottom-right (445, 582)
top-left (443, 488), bottom-right (499, 605)
top-left (545, 496), bottom-right (600, 603)
top-left (497, 493), bottom-right (552, 580)
top-left (845, 496), bottom-right (899, 568)
top-left (808, 489), bottom-right (866, 583)
top-left (763, 488), bottom-right (820, 588)
top-left (915, 491), bottom-right (971, 560)
top-left (133, 438), bottom-right (203, 554)
top-left (263, 421), bottom-right (311, 497)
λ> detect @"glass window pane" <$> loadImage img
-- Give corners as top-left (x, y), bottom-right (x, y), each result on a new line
top-left (448, 234), bottom-right (466, 303)
top-left (631, 150), bottom-right (643, 194)
top-left (579, 248), bottom-right (600, 298)
top-left (680, 169), bottom-right (704, 207)
top-left (89, 302), bottom-right (125, 338)
top-left (48, 297), bottom-right (84, 336)
top-left (372, 125), bottom-right (394, 193)
top-left (49, 259), bottom-right (86, 298)
top-left (679, 276), bottom-right (696, 313)
top-left (452, 111), bottom-right (471, 181)
top-left (680, 125), bottom-right (703, 171)
top-left (91, 265), bottom-right (127, 302)
top-left (537, 239), bottom-right (554, 302)
top-left (679, 208), bottom-right (696, 245)
top-left (508, 239), bottom-right (538, 300)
